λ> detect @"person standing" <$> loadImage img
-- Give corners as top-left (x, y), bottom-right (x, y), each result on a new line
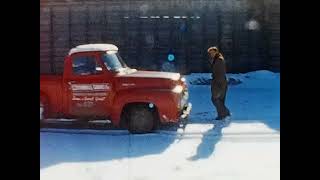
top-left (207, 46), bottom-right (231, 120)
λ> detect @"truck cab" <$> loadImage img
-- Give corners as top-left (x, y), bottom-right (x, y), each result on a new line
top-left (40, 44), bottom-right (192, 133)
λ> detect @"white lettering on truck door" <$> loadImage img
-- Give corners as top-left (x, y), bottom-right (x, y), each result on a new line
top-left (70, 83), bottom-right (110, 106)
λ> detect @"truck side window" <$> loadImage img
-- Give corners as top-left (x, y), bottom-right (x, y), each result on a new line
top-left (72, 56), bottom-right (101, 76)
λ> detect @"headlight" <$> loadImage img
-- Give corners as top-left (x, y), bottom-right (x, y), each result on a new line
top-left (171, 74), bottom-right (181, 81)
top-left (172, 85), bottom-right (183, 93)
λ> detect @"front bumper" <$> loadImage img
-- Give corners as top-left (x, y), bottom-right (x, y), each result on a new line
top-left (180, 102), bottom-right (192, 119)
top-left (179, 103), bottom-right (192, 128)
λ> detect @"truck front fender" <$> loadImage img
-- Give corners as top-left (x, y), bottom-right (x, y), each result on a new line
top-left (111, 88), bottom-right (179, 126)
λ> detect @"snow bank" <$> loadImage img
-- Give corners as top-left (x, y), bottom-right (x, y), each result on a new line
top-left (187, 70), bottom-right (279, 89)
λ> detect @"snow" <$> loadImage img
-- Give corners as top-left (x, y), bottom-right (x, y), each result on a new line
top-left (68, 44), bottom-right (118, 55)
top-left (40, 70), bottom-right (280, 180)
top-left (121, 70), bottom-right (181, 81)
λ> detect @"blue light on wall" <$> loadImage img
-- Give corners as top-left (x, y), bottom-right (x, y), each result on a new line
top-left (168, 53), bottom-right (175, 61)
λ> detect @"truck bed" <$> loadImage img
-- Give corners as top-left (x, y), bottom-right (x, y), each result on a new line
top-left (40, 75), bottom-right (63, 86)
top-left (40, 75), bottom-right (64, 116)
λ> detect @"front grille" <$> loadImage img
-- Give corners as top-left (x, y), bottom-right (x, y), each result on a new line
top-left (180, 89), bottom-right (189, 110)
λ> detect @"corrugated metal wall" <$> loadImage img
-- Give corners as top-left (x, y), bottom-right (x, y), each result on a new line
top-left (40, 0), bottom-right (280, 74)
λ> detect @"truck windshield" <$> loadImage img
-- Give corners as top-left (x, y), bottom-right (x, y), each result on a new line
top-left (101, 51), bottom-right (127, 72)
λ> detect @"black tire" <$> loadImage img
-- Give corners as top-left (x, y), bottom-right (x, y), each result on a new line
top-left (40, 97), bottom-right (48, 122)
top-left (128, 105), bottom-right (154, 134)
top-left (40, 101), bottom-right (45, 121)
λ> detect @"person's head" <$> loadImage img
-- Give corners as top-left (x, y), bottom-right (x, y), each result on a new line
top-left (207, 46), bottom-right (219, 58)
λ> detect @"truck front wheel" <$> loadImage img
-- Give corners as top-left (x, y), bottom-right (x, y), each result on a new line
top-left (128, 105), bottom-right (155, 134)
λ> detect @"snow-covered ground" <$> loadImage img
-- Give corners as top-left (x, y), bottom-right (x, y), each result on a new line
top-left (40, 70), bottom-right (280, 180)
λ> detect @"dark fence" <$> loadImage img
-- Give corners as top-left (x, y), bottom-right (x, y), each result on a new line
top-left (40, 0), bottom-right (280, 74)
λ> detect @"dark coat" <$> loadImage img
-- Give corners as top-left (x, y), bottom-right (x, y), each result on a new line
top-left (210, 54), bottom-right (227, 99)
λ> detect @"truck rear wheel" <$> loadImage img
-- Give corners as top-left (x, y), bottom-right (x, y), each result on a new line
top-left (40, 101), bottom-right (44, 121)
top-left (40, 97), bottom-right (48, 121)
top-left (128, 105), bottom-right (154, 134)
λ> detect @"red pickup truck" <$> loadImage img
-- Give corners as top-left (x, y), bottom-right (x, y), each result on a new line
top-left (40, 44), bottom-right (192, 133)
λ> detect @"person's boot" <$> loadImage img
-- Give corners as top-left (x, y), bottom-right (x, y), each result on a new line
top-left (220, 111), bottom-right (231, 120)
top-left (223, 106), bottom-right (230, 116)
top-left (225, 111), bottom-right (231, 117)
top-left (222, 107), bottom-right (231, 117)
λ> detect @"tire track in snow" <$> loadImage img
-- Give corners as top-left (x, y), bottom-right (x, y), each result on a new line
top-left (40, 127), bottom-right (279, 143)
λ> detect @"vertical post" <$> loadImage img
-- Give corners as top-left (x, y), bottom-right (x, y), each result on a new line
top-left (49, 7), bottom-right (56, 74)
top-left (120, 12), bottom-right (128, 60)
top-left (136, 17), bottom-right (143, 67)
top-left (185, 11), bottom-right (192, 74)
top-left (169, 14), bottom-right (174, 53)
top-left (68, 6), bottom-right (72, 49)
top-left (261, 2), bottom-right (271, 70)
top-left (231, 1), bottom-right (237, 72)
top-left (181, 17), bottom-right (188, 74)
top-left (102, 1), bottom-right (107, 42)
top-left (85, 5), bottom-right (89, 44)
top-left (201, 6), bottom-right (208, 72)
top-left (247, 9), bottom-right (253, 71)
top-left (217, 8), bottom-right (222, 51)
top-left (153, 7), bottom-right (160, 70)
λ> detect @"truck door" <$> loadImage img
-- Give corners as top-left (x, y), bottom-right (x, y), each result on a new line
top-left (65, 52), bottom-right (113, 118)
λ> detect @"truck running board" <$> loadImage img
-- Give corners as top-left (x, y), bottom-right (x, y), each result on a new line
top-left (43, 119), bottom-right (112, 124)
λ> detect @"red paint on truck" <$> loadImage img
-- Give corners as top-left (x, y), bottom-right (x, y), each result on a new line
top-left (40, 44), bottom-right (191, 133)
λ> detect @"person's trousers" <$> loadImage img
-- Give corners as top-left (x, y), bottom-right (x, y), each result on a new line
top-left (211, 81), bottom-right (230, 118)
